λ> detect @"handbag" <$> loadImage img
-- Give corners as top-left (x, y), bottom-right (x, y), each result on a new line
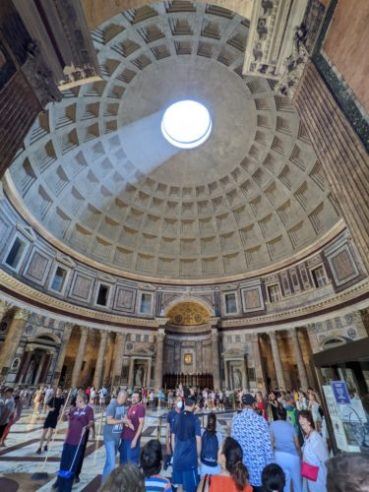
top-left (301, 461), bottom-right (319, 481)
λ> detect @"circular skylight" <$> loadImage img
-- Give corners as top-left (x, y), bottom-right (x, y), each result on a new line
top-left (161, 100), bottom-right (212, 149)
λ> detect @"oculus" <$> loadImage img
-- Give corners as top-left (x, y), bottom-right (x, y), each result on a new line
top-left (161, 100), bottom-right (212, 149)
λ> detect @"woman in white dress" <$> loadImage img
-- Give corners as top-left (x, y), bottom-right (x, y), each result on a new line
top-left (299, 410), bottom-right (329, 492)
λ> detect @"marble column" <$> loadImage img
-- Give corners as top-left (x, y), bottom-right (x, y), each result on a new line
top-left (71, 328), bottom-right (89, 387)
top-left (0, 308), bottom-right (29, 378)
top-left (111, 332), bottom-right (126, 385)
top-left (154, 328), bottom-right (165, 390)
top-left (93, 330), bottom-right (108, 389)
top-left (18, 349), bottom-right (33, 383)
top-left (0, 300), bottom-right (9, 324)
top-left (128, 357), bottom-right (134, 388)
top-left (306, 324), bottom-right (319, 354)
top-left (211, 328), bottom-right (221, 390)
top-left (290, 328), bottom-right (308, 390)
top-left (103, 334), bottom-right (114, 384)
top-left (300, 327), bottom-right (315, 387)
top-left (147, 357), bottom-right (152, 387)
top-left (251, 333), bottom-right (265, 391)
top-left (34, 352), bottom-right (47, 385)
top-left (224, 360), bottom-right (229, 389)
top-left (53, 323), bottom-right (73, 385)
top-left (269, 331), bottom-right (286, 390)
top-left (39, 352), bottom-right (52, 384)
top-left (242, 358), bottom-right (249, 390)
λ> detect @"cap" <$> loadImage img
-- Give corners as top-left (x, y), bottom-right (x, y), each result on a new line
top-left (242, 393), bottom-right (256, 406)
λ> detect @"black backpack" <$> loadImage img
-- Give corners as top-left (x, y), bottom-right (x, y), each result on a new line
top-left (201, 430), bottom-right (219, 467)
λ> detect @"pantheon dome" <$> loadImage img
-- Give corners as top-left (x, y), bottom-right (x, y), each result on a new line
top-left (5, 1), bottom-right (340, 281)
top-left (0, 0), bottom-right (369, 474)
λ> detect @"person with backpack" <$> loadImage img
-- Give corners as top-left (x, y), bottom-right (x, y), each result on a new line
top-left (197, 437), bottom-right (252, 492)
top-left (200, 413), bottom-right (222, 478)
top-left (171, 395), bottom-right (201, 492)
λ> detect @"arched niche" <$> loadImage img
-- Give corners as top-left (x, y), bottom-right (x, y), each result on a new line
top-left (166, 301), bottom-right (211, 326)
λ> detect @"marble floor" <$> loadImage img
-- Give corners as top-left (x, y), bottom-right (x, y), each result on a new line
top-left (0, 405), bottom-right (234, 491)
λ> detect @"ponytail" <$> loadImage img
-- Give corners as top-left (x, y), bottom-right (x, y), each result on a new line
top-left (222, 437), bottom-right (249, 491)
top-left (229, 459), bottom-right (248, 491)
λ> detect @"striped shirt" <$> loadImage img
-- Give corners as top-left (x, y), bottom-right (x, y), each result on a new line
top-left (144, 475), bottom-right (173, 491)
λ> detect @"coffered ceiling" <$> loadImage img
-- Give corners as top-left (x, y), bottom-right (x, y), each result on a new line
top-left (6, 1), bottom-right (340, 280)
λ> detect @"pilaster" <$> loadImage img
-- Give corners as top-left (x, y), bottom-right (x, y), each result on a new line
top-left (269, 331), bottom-right (286, 390)
top-left (71, 327), bottom-right (89, 387)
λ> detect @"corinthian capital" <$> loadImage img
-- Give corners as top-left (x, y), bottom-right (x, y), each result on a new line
top-left (13, 308), bottom-right (30, 321)
top-left (0, 299), bottom-right (11, 314)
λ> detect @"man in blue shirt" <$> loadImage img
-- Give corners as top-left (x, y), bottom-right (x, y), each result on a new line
top-left (171, 396), bottom-right (201, 492)
top-left (102, 390), bottom-right (130, 482)
top-left (165, 396), bottom-right (183, 470)
top-left (232, 393), bottom-right (273, 492)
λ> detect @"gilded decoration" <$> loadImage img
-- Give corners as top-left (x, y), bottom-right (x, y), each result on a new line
top-left (184, 353), bottom-right (193, 365)
top-left (167, 302), bottom-right (210, 326)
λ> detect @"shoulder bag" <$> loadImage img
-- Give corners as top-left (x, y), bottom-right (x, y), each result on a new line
top-left (301, 461), bottom-right (319, 481)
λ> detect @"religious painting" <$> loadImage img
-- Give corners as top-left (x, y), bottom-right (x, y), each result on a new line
top-left (183, 353), bottom-right (193, 365)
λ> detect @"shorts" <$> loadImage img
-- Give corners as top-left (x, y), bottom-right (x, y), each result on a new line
top-left (172, 468), bottom-right (199, 492)
top-left (43, 414), bottom-right (57, 429)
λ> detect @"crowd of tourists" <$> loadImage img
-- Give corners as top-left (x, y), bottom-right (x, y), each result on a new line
top-left (0, 383), bottom-right (368, 491)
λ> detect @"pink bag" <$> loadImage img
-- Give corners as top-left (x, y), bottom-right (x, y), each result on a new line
top-left (301, 461), bottom-right (319, 481)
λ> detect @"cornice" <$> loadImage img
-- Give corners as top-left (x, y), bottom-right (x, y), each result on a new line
top-left (1, 266), bottom-right (369, 333)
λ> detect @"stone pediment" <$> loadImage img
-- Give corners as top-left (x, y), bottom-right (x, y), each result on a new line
top-left (223, 348), bottom-right (244, 358)
top-left (126, 341), bottom-right (154, 357)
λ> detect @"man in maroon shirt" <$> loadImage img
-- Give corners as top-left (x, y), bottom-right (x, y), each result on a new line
top-left (119, 391), bottom-right (145, 465)
top-left (52, 393), bottom-right (94, 492)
